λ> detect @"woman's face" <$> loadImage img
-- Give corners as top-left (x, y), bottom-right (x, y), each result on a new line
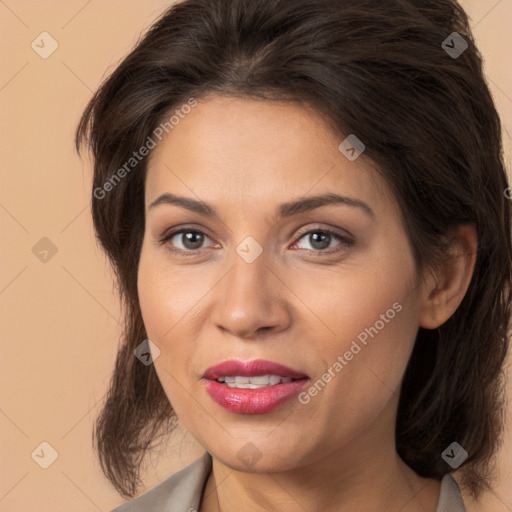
top-left (138, 95), bottom-right (429, 473)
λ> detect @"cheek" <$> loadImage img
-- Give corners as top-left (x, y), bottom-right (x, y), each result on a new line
top-left (290, 249), bottom-right (417, 355)
top-left (137, 253), bottom-right (167, 340)
top-left (328, 300), bottom-right (418, 443)
top-left (137, 250), bottom-right (197, 412)
top-left (137, 246), bottom-right (210, 340)
top-left (338, 255), bottom-right (419, 383)
top-left (293, 240), bottom-right (420, 408)
top-left (136, 244), bottom-right (218, 401)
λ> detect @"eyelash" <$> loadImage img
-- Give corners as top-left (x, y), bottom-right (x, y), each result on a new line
top-left (158, 226), bottom-right (353, 257)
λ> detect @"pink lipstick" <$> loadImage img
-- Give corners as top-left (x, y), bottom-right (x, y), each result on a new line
top-left (203, 359), bottom-right (309, 414)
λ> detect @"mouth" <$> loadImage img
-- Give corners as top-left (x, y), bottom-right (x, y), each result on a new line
top-left (215, 375), bottom-right (299, 388)
top-left (202, 359), bottom-right (310, 414)
top-left (203, 358), bottom-right (309, 381)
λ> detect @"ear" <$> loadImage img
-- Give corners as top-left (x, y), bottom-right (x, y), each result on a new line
top-left (419, 224), bottom-right (477, 329)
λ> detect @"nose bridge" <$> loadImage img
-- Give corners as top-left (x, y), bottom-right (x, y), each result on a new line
top-left (224, 217), bottom-right (273, 298)
top-left (225, 240), bottom-right (272, 311)
top-left (212, 237), bottom-right (289, 337)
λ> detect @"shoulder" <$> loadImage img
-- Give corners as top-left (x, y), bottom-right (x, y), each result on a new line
top-left (110, 451), bottom-right (212, 512)
top-left (436, 473), bottom-right (466, 512)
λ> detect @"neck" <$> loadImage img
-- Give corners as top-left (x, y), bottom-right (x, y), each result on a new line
top-left (200, 425), bottom-right (440, 512)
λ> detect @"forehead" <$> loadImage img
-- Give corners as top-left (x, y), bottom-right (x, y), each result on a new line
top-left (145, 95), bottom-right (392, 216)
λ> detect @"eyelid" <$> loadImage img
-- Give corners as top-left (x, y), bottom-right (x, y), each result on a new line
top-left (290, 226), bottom-right (354, 255)
top-left (158, 224), bottom-right (353, 256)
top-left (293, 224), bottom-right (354, 243)
top-left (158, 226), bottom-right (217, 255)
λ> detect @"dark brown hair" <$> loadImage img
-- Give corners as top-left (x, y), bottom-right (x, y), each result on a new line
top-left (76, 0), bottom-right (512, 501)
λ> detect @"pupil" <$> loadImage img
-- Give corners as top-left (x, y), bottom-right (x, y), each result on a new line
top-left (311, 232), bottom-right (330, 250)
top-left (180, 232), bottom-right (331, 250)
top-left (183, 231), bottom-right (203, 249)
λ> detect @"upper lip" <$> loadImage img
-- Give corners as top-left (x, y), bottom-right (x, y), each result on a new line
top-left (203, 359), bottom-right (309, 380)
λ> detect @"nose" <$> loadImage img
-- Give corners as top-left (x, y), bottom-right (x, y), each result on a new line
top-left (211, 249), bottom-right (292, 340)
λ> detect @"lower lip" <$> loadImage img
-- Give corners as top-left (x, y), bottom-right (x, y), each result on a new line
top-left (203, 378), bottom-right (309, 414)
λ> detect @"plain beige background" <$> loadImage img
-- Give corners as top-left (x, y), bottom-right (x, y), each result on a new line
top-left (0, 1), bottom-right (511, 511)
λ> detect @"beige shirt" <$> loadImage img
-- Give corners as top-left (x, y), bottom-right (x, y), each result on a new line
top-left (111, 451), bottom-right (466, 512)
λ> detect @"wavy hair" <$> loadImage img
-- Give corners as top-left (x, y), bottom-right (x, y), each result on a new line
top-left (76, 0), bottom-right (512, 500)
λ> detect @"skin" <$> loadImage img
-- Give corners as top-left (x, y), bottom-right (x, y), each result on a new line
top-left (137, 95), bottom-right (477, 512)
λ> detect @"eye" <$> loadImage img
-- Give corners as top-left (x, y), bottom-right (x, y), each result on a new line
top-left (291, 228), bottom-right (353, 254)
top-left (159, 226), bottom-right (353, 256)
top-left (159, 228), bottom-right (216, 255)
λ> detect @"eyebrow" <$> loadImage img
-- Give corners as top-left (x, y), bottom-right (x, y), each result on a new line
top-left (148, 192), bottom-right (375, 219)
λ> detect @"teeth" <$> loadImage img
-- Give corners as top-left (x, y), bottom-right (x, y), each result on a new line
top-left (251, 375), bottom-right (273, 385)
top-left (226, 383), bottom-right (268, 389)
top-left (216, 375), bottom-right (293, 388)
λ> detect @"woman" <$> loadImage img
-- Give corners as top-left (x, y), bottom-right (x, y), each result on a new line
top-left (76, 0), bottom-right (511, 510)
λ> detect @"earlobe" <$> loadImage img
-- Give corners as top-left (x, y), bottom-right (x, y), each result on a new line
top-left (419, 224), bottom-right (477, 330)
